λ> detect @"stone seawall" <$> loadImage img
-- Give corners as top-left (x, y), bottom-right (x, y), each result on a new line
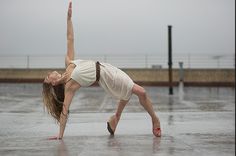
top-left (0, 68), bottom-right (235, 86)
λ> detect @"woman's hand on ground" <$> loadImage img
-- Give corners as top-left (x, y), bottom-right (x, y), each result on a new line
top-left (47, 136), bottom-right (62, 140)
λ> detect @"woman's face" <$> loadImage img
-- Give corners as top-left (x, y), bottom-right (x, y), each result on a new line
top-left (44, 71), bottom-right (62, 85)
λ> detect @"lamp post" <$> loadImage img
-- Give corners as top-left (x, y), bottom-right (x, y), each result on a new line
top-left (168, 25), bottom-right (173, 95)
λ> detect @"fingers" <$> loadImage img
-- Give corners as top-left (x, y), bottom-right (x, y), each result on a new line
top-left (69, 1), bottom-right (72, 9)
top-left (47, 136), bottom-right (58, 140)
top-left (68, 0), bottom-right (72, 10)
top-left (47, 136), bottom-right (62, 140)
top-left (67, 1), bottom-right (72, 19)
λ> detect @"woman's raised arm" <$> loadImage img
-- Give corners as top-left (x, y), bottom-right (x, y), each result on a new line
top-left (65, 1), bottom-right (75, 67)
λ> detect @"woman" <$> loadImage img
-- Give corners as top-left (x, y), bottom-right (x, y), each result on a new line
top-left (43, 1), bottom-right (161, 140)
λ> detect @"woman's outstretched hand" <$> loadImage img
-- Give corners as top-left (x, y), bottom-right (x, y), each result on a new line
top-left (67, 1), bottom-right (72, 20)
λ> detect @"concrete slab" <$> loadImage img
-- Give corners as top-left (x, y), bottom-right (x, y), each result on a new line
top-left (0, 84), bottom-right (235, 156)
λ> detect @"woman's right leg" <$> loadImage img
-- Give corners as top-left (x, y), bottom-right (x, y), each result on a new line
top-left (132, 84), bottom-right (161, 136)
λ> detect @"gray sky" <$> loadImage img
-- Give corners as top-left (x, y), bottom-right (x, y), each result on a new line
top-left (0, 0), bottom-right (235, 57)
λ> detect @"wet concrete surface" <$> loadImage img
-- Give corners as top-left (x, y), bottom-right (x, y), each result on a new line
top-left (0, 84), bottom-right (235, 156)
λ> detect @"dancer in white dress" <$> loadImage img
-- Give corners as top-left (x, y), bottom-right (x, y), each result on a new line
top-left (42, 1), bottom-right (161, 140)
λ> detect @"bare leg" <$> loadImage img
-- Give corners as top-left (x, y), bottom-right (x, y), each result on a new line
top-left (132, 84), bottom-right (161, 136)
top-left (115, 100), bottom-right (129, 119)
top-left (107, 100), bottom-right (129, 134)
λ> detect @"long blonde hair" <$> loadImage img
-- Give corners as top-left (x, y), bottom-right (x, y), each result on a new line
top-left (42, 83), bottom-right (65, 123)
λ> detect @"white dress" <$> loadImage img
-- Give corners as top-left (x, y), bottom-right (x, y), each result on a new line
top-left (70, 60), bottom-right (96, 87)
top-left (70, 59), bottom-right (134, 101)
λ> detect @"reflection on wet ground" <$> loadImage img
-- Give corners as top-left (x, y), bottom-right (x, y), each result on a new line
top-left (0, 84), bottom-right (235, 156)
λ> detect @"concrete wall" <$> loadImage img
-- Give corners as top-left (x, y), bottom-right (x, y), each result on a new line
top-left (0, 68), bottom-right (235, 86)
top-left (123, 69), bottom-right (235, 86)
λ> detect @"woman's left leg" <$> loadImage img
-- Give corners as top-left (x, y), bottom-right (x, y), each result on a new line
top-left (107, 100), bottom-right (129, 135)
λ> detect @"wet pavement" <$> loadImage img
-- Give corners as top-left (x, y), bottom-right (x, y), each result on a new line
top-left (0, 83), bottom-right (235, 156)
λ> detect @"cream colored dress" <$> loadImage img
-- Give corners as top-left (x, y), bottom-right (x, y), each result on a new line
top-left (70, 60), bottom-right (134, 101)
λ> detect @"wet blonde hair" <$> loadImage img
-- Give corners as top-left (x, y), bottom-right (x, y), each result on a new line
top-left (42, 83), bottom-right (65, 123)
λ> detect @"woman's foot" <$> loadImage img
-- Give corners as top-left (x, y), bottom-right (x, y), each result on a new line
top-left (152, 119), bottom-right (161, 137)
top-left (107, 115), bottom-right (119, 135)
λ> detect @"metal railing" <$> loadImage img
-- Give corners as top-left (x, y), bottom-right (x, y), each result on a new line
top-left (0, 53), bottom-right (234, 69)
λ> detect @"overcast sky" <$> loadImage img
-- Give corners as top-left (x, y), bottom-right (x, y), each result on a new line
top-left (0, 0), bottom-right (235, 57)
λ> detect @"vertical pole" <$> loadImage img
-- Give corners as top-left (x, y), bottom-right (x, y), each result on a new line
top-left (179, 62), bottom-right (184, 82)
top-left (178, 62), bottom-right (184, 101)
top-left (188, 53), bottom-right (191, 69)
top-left (145, 54), bottom-right (148, 68)
top-left (27, 55), bottom-right (30, 69)
top-left (168, 25), bottom-right (173, 95)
